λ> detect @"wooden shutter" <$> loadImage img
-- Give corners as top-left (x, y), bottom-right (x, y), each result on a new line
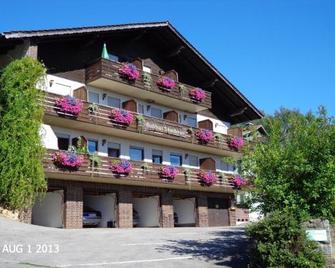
top-left (228, 127), bottom-right (243, 137)
top-left (163, 110), bottom-right (179, 122)
top-left (163, 70), bottom-right (178, 82)
top-left (73, 86), bottom-right (87, 101)
top-left (199, 158), bottom-right (216, 170)
top-left (198, 119), bottom-right (213, 131)
top-left (122, 99), bottom-right (137, 112)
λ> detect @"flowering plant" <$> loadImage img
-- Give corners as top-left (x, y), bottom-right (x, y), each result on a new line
top-left (52, 151), bottom-right (83, 170)
top-left (156, 76), bottom-right (176, 91)
top-left (189, 88), bottom-right (206, 102)
top-left (159, 166), bottom-right (178, 180)
top-left (110, 109), bottom-right (134, 126)
top-left (232, 175), bottom-right (247, 189)
top-left (55, 95), bottom-right (82, 116)
top-left (195, 129), bottom-right (214, 143)
top-left (229, 136), bottom-right (244, 151)
top-left (118, 63), bottom-right (140, 81)
top-left (198, 171), bottom-right (217, 186)
top-left (110, 160), bottom-right (132, 175)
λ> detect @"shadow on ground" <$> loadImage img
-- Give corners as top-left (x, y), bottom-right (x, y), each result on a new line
top-left (157, 227), bottom-right (249, 267)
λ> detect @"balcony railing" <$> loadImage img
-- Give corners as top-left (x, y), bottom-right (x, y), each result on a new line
top-left (43, 93), bottom-right (243, 156)
top-left (85, 58), bottom-right (212, 110)
top-left (43, 149), bottom-right (235, 192)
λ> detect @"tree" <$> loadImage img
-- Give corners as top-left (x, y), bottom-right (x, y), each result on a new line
top-left (243, 107), bottom-right (335, 222)
top-left (0, 57), bottom-right (46, 210)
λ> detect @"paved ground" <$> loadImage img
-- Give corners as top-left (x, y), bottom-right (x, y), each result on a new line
top-left (0, 216), bottom-right (248, 268)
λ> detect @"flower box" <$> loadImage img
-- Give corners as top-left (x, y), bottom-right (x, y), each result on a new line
top-left (232, 175), bottom-right (247, 189)
top-left (189, 88), bottom-right (206, 102)
top-left (110, 109), bottom-right (134, 126)
top-left (110, 160), bottom-right (132, 175)
top-left (55, 95), bottom-right (82, 117)
top-left (195, 129), bottom-right (214, 144)
top-left (159, 166), bottom-right (178, 180)
top-left (229, 136), bottom-right (244, 151)
top-left (118, 63), bottom-right (140, 81)
top-left (52, 151), bottom-right (83, 170)
top-left (198, 171), bottom-right (217, 186)
top-left (156, 76), bottom-right (176, 91)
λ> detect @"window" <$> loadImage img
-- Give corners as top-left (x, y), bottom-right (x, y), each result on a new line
top-left (138, 103), bottom-right (145, 114)
top-left (186, 116), bottom-right (197, 128)
top-left (143, 65), bottom-right (151, 73)
top-left (108, 142), bottom-right (120, 158)
top-left (108, 54), bottom-right (119, 62)
top-left (170, 153), bottom-right (182, 166)
top-left (151, 107), bottom-right (162, 118)
top-left (56, 133), bottom-right (70, 150)
top-left (152, 149), bottom-right (162, 164)
top-left (129, 147), bottom-right (144, 161)
top-left (221, 160), bottom-right (235, 172)
top-left (188, 154), bottom-right (198, 167)
top-left (89, 91), bottom-right (99, 104)
top-left (107, 96), bottom-right (121, 108)
top-left (87, 139), bottom-right (98, 154)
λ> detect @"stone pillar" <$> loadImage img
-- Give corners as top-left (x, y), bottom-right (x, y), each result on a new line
top-left (18, 208), bottom-right (32, 224)
top-left (228, 197), bottom-right (236, 226)
top-left (196, 196), bottom-right (208, 227)
top-left (117, 191), bottom-right (133, 228)
top-left (64, 184), bottom-right (83, 229)
top-left (25, 44), bottom-right (38, 59)
top-left (161, 191), bottom-right (174, 228)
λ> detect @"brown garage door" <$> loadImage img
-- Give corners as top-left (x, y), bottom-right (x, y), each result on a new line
top-left (207, 198), bottom-right (229, 226)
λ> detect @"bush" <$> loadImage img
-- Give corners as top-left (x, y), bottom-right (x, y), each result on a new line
top-left (247, 210), bottom-right (325, 268)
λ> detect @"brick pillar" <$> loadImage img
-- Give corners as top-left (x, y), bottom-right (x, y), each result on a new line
top-left (26, 44), bottom-right (38, 59)
top-left (228, 197), bottom-right (236, 226)
top-left (117, 191), bottom-right (133, 228)
top-left (64, 184), bottom-right (83, 229)
top-left (161, 191), bottom-right (174, 228)
top-left (196, 196), bottom-right (208, 227)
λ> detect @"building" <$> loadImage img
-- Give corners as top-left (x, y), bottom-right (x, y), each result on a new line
top-left (0, 22), bottom-right (263, 228)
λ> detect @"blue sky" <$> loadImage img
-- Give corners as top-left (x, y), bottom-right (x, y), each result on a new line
top-left (1, 0), bottom-right (334, 116)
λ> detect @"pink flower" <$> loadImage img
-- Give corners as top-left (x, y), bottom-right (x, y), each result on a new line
top-left (110, 160), bottom-right (133, 174)
top-left (52, 151), bottom-right (83, 170)
top-left (55, 95), bottom-right (82, 116)
top-left (160, 166), bottom-right (178, 179)
top-left (118, 63), bottom-right (140, 81)
top-left (232, 176), bottom-right (247, 189)
top-left (198, 171), bottom-right (217, 186)
top-left (195, 129), bottom-right (214, 143)
top-left (156, 76), bottom-right (176, 90)
top-left (110, 109), bottom-right (134, 126)
top-left (229, 137), bottom-right (244, 150)
top-left (189, 88), bottom-right (206, 102)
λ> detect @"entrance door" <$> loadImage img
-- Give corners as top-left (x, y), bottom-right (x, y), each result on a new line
top-left (207, 198), bottom-right (229, 226)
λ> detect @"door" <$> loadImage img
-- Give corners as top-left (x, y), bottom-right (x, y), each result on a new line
top-left (207, 197), bottom-right (229, 226)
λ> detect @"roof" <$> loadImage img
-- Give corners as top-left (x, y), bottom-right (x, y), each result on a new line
top-left (1, 21), bottom-right (263, 122)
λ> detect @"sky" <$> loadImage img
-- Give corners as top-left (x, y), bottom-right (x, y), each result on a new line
top-left (1, 0), bottom-right (334, 116)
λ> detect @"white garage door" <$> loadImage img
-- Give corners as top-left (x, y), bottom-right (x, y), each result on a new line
top-left (84, 193), bottom-right (116, 228)
top-left (32, 190), bottom-right (63, 228)
top-left (173, 198), bottom-right (196, 226)
top-left (133, 196), bottom-right (160, 227)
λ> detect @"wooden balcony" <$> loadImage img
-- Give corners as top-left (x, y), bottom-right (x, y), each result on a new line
top-left (43, 93), bottom-right (242, 157)
top-left (86, 58), bottom-right (212, 112)
top-left (44, 149), bottom-right (235, 193)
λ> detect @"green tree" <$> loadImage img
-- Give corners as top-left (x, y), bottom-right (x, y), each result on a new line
top-left (243, 107), bottom-right (335, 222)
top-left (0, 57), bottom-right (47, 210)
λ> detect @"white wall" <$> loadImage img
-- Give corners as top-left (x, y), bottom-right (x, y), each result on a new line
top-left (173, 198), bottom-right (196, 225)
top-left (37, 74), bottom-right (84, 96)
top-left (84, 193), bottom-right (116, 228)
top-left (32, 191), bottom-right (63, 228)
top-left (133, 196), bottom-right (160, 227)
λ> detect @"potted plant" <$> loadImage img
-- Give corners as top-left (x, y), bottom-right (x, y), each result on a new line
top-left (229, 136), bottom-right (244, 151)
top-left (189, 87), bottom-right (206, 102)
top-left (110, 109), bottom-right (134, 126)
top-left (156, 76), bottom-right (176, 91)
top-left (110, 159), bottom-right (132, 175)
top-left (55, 95), bottom-right (82, 117)
top-left (52, 150), bottom-right (83, 171)
top-left (195, 129), bottom-right (214, 144)
top-left (88, 103), bottom-right (99, 114)
top-left (198, 171), bottom-right (217, 186)
top-left (118, 63), bottom-right (140, 81)
top-left (142, 72), bottom-right (152, 88)
top-left (135, 114), bottom-right (145, 133)
top-left (183, 168), bottom-right (191, 183)
top-left (89, 153), bottom-right (102, 171)
top-left (159, 165), bottom-right (178, 180)
top-left (232, 175), bottom-right (247, 190)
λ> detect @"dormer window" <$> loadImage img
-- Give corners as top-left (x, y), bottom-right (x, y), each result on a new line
top-left (108, 53), bottom-right (119, 62)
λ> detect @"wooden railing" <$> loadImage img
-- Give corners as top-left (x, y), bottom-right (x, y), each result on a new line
top-left (43, 149), bottom-right (235, 191)
top-left (43, 93), bottom-right (241, 154)
top-left (85, 58), bottom-right (212, 109)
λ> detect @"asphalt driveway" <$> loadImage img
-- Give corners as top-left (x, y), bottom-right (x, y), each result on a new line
top-left (0, 216), bottom-right (248, 268)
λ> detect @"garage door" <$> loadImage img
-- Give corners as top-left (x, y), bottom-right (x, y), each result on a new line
top-left (173, 198), bottom-right (196, 227)
top-left (84, 193), bottom-right (116, 228)
top-left (133, 196), bottom-right (160, 227)
top-left (208, 198), bottom-right (229, 226)
top-left (32, 190), bottom-right (63, 228)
